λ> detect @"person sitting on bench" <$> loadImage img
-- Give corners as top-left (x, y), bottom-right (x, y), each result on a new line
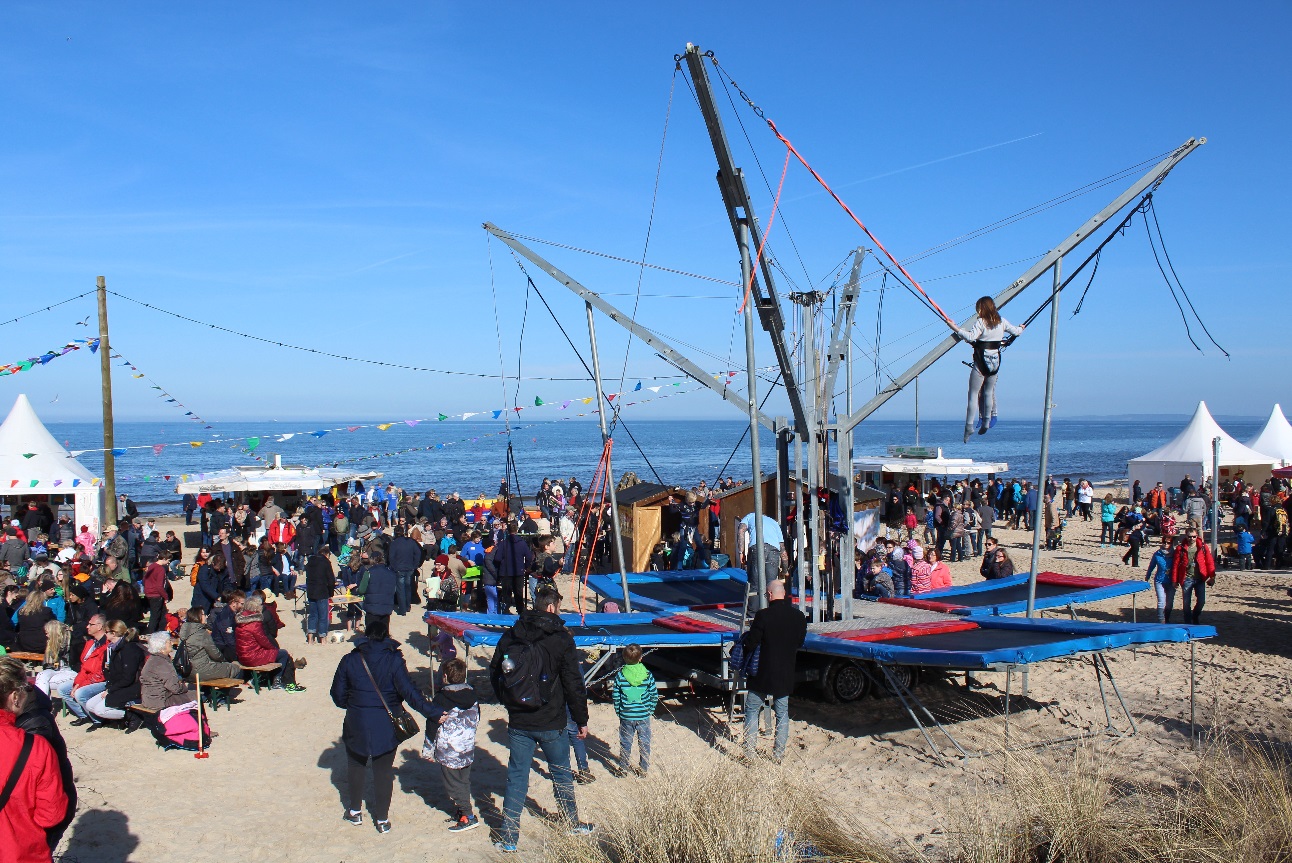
top-left (178, 607), bottom-right (242, 682)
top-left (140, 631), bottom-right (194, 711)
top-left (234, 594), bottom-right (306, 693)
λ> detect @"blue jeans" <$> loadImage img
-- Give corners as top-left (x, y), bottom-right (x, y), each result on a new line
top-left (61, 680), bottom-right (106, 720)
top-left (394, 570), bottom-right (414, 616)
top-left (1181, 577), bottom-right (1206, 624)
top-left (484, 585), bottom-right (499, 615)
top-left (744, 691), bottom-right (790, 760)
top-left (306, 599), bottom-right (330, 636)
top-left (250, 574), bottom-right (273, 594)
top-left (618, 718), bottom-right (651, 771)
top-left (565, 708), bottom-right (589, 772)
top-left (500, 726), bottom-right (580, 846)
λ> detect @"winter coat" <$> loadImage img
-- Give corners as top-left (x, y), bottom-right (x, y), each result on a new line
top-left (191, 564), bottom-right (223, 612)
top-left (330, 636), bottom-right (438, 758)
top-left (0, 710), bottom-right (68, 863)
top-left (489, 610), bottom-right (588, 732)
top-left (1169, 539), bottom-right (1215, 586)
top-left (305, 555), bottom-right (335, 602)
top-left (1100, 502), bottom-right (1117, 523)
top-left (72, 637), bottom-right (109, 689)
top-left (178, 621), bottom-right (240, 681)
top-left (388, 536), bottom-right (422, 573)
top-left (209, 604), bottom-right (239, 662)
top-left (357, 564), bottom-right (397, 616)
top-left (233, 609), bottom-right (280, 667)
top-left (16, 687), bottom-right (76, 842)
top-left (0, 537), bottom-right (29, 568)
top-left (929, 562), bottom-right (953, 590)
top-left (142, 561), bottom-right (168, 599)
top-left (743, 597), bottom-right (807, 699)
top-left (611, 662), bottom-right (658, 722)
top-left (15, 606), bottom-right (55, 654)
top-left (428, 683), bottom-right (479, 769)
top-left (140, 654), bottom-right (192, 710)
top-left (103, 639), bottom-right (146, 710)
top-left (492, 534), bottom-right (533, 580)
top-left (1146, 548), bottom-right (1172, 585)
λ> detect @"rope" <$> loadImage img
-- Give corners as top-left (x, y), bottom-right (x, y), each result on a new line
top-left (737, 148), bottom-right (791, 313)
top-left (0, 290), bottom-right (96, 329)
top-left (1147, 198), bottom-right (1229, 357)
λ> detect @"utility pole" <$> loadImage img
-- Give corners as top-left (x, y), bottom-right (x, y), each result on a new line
top-left (585, 302), bottom-right (631, 612)
top-left (740, 222), bottom-right (768, 610)
top-left (1026, 258), bottom-right (1063, 619)
top-left (97, 277), bottom-right (118, 525)
top-left (1211, 437), bottom-right (1220, 561)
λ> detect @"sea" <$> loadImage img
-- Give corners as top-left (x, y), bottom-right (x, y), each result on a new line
top-left (44, 417), bottom-right (1267, 518)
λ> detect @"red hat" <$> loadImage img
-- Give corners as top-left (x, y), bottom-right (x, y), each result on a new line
top-left (434, 554), bottom-right (450, 566)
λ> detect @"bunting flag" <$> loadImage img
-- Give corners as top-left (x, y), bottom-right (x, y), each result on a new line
top-left (491, 410), bottom-right (502, 419)
top-left (189, 441), bottom-right (203, 448)
top-left (534, 397), bottom-right (544, 406)
top-left (112, 350), bottom-right (214, 428)
top-left (0, 337), bottom-right (99, 376)
top-left (377, 424), bottom-right (393, 431)
top-left (634, 382), bottom-right (642, 391)
top-left (152, 445), bottom-right (165, 456)
top-left (246, 437), bottom-right (260, 451)
top-left (560, 400), bottom-right (570, 409)
top-left (21, 453), bottom-right (34, 459)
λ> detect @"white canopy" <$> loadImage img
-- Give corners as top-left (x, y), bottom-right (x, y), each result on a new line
top-left (0, 394), bottom-right (104, 533)
top-left (1246, 404), bottom-right (1292, 467)
top-left (1128, 401), bottom-right (1275, 491)
top-left (851, 449), bottom-right (1008, 477)
top-left (174, 463), bottom-right (382, 495)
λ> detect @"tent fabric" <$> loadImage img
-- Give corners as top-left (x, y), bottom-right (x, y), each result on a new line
top-left (173, 465), bottom-right (381, 494)
top-left (1246, 404), bottom-right (1292, 467)
top-left (1128, 401), bottom-right (1274, 491)
top-left (0, 394), bottom-right (103, 534)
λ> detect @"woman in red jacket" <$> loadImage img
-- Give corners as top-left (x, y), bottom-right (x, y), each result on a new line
top-left (1169, 530), bottom-right (1215, 625)
top-left (0, 657), bottom-right (69, 863)
top-left (234, 594), bottom-right (306, 692)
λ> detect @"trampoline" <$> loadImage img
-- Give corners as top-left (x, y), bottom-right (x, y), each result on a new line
top-left (882, 572), bottom-right (1150, 616)
top-left (425, 611), bottom-right (729, 649)
top-left (584, 569), bottom-right (750, 612)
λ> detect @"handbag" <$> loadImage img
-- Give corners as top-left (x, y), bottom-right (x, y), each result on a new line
top-left (357, 652), bottom-right (420, 743)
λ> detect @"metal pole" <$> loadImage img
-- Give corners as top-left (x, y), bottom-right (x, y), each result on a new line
top-left (804, 311), bottom-right (823, 623)
top-left (794, 433), bottom-right (807, 610)
top-left (740, 222), bottom-right (767, 610)
top-left (914, 376), bottom-right (920, 446)
top-left (585, 302), bottom-right (631, 613)
top-left (1027, 257), bottom-right (1062, 620)
top-left (1210, 437), bottom-right (1220, 561)
top-left (96, 277), bottom-right (118, 526)
top-left (1189, 641), bottom-right (1197, 750)
top-left (841, 324), bottom-right (855, 619)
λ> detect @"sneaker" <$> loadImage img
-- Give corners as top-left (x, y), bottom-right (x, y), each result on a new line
top-left (492, 841), bottom-right (519, 853)
top-left (568, 823), bottom-right (595, 837)
top-left (343, 809), bottom-right (362, 827)
top-left (444, 809), bottom-right (462, 824)
top-left (375, 820), bottom-right (391, 834)
top-left (574, 769), bottom-right (596, 785)
top-left (448, 815), bottom-right (480, 833)
top-left (284, 683), bottom-right (307, 693)
top-left (988, 415), bottom-right (998, 429)
top-left (977, 424), bottom-right (988, 436)
top-left (630, 766), bottom-right (647, 777)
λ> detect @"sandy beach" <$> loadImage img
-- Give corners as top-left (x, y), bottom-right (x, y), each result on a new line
top-left (52, 507), bottom-right (1291, 862)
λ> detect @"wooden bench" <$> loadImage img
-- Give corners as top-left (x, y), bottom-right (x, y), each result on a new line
top-left (7, 651), bottom-right (44, 665)
top-left (243, 663), bottom-right (282, 695)
top-left (198, 677), bottom-right (241, 711)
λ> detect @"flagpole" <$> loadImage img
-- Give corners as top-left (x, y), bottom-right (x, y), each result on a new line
top-left (97, 277), bottom-right (118, 525)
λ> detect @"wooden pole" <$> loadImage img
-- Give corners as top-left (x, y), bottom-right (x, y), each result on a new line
top-left (194, 672), bottom-right (209, 758)
top-left (97, 277), bottom-right (118, 525)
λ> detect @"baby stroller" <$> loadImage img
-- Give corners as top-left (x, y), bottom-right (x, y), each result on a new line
top-left (1047, 519), bottom-right (1067, 550)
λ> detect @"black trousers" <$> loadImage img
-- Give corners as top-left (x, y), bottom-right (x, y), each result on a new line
top-left (497, 577), bottom-right (523, 614)
top-left (346, 746), bottom-right (396, 821)
top-left (147, 596), bottom-right (167, 633)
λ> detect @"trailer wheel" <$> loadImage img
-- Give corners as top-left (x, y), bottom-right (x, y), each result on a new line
top-left (821, 660), bottom-right (871, 703)
top-left (875, 663), bottom-right (918, 696)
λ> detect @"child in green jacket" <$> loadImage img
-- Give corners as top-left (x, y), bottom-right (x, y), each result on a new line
top-left (611, 644), bottom-right (657, 776)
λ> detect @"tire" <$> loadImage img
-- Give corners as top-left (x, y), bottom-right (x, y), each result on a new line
top-left (875, 663), bottom-right (918, 697)
top-left (820, 660), bottom-right (871, 703)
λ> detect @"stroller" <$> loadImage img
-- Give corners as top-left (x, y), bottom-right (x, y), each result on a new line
top-left (1046, 519), bottom-right (1067, 550)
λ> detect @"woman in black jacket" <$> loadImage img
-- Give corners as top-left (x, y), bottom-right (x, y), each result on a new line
top-left (99, 580), bottom-right (144, 630)
top-left (85, 620), bottom-right (146, 730)
top-left (329, 617), bottom-right (439, 833)
top-left (15, 588), bottom-right (57, 654)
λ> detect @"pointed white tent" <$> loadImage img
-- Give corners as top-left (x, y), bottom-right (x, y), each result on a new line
top-left (0, 394), bottom-right (104, 535)
top-left (1128, 401), bottom-right (1275, 493)
top-left (1246, 404), bottom-right (1292, 467)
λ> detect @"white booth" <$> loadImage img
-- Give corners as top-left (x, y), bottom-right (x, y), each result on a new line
top-left (0, 394), bottom-right (104, 534)
top-left (1128, 401), bottom-right (1274, 492)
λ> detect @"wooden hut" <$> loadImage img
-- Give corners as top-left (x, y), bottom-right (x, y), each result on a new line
top-left (614, 482), bottom-right (711, 573)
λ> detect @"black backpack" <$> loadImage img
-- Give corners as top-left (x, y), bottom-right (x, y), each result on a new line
top-left (498, 639), bottom-right (553, 711)
top-left (173, 638), bottom-right (193, 680)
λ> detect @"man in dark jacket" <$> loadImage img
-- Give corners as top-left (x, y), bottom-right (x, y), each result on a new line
top-left (357, 547), bottom-right (396, 625)
top-left (210, 591), bottom-right (244, 663)
top-left (305, 547), bottom-right (336, 643)
top-left (418, 492), bottom-right (443, 525)
top-left (492, 520), bottom-right (533, 614)
top-left (387, 526), bottom-right (422, 617)
top-left (490, 586), bottom-right (591, 851)
top-left (742, 579), bottom-right (806, 763)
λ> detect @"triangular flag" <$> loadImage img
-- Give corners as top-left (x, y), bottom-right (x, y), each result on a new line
top-left (634, 382), bottom-right (642, 391)
top-left (72, 479), bottom-right (80, 487)
top-left (179, 475), bottom-right (188, 482)
top-left (164, 476), bottom-right (170, 480)
top-left (111, 448), bottom-right (126, 456)
top-left (560, 400), bottom-right (570, 409)
top-left (28, 480), bottom-right (38, 487)
top-left (89, 339), bottom-right (99, 353)
top-left (246, 437), bottom-right (260, 451)
top-left (491, 410), bottom-right (502, 419)
top-left (462, 412), bottom-right (478, 420)
top-left (21, 453), bottom-right (34, 459)
top-left (8, 480), bottom-right (17, 488)
top-left (347, 426), bottom-right (360, 432)
top-left (153, 444), bottom-right (165, 456)
top-left (436, 414), bottom-right (447, 422)
top-left (190, 441), bottom-right (203, 448)
top-left (53, 479), bottom-right (62, 487)
top-left (607, 393), bottom-right (616, 401)
top-left (311, 430), bottom-right (328, 438)
top-left (648, 386), bottom-right (662, 393)
top-left (277, 433), bottom-right (295, 442)
top-left (377, 424), bottom-right (393, 431)
top-left (581, 398), bottom-right (592, 405)
top-left (132, 373), bottom-right (145, 378)
top-left (534, 397), bottom-right (544, 406)
top-left (514, 407), bottom-right (523, 413)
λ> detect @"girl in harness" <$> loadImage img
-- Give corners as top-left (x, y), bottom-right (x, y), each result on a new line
top-left (953, 296), bottom-right (1024, 443)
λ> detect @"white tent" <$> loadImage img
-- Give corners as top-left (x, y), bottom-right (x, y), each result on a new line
top-left (0, 394), bottom-right (104, 534)
top-left (173, 462), bottom-right (381, 495)
top-left (1128, 401), bottom-right (1275, 492)
top-left (1246, 404), bottom-right (1292, 467)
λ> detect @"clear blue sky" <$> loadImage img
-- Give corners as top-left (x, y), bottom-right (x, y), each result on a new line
top-left (1, 2), bottom-right (1288, 426)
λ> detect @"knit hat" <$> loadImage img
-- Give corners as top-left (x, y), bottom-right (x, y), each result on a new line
top-left (434, 554), bottom-right (449, 566)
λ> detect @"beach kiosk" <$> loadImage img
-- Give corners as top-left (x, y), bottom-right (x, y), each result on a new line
top-left (0, 394), bottom-right (104, 535)
top-left (851, 446), bottom-right (1009, 495)
top-left (174, 455), bottom-right (382, 513)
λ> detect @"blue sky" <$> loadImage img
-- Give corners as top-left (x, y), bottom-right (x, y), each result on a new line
top-left (1, 2), bottom-right (1288, 427)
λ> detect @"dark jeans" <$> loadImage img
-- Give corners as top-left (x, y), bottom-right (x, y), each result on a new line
top-left (274, 648), bottom-right (296, 685)
top-left (184, 509), bottom-right (195, 526)
top-left (346, 746), bottom-right (396, 821)
top-left (500, 726), bottom-right (579, 846)
top-left (306, 598), bottom-right (329, 636)
top-left (1100, 522), bottom-right (1116, 544)
top-left (147, 596), bottom-right (167, 633)
top-left (566, 708), bottom-right (589, 772)
top-left (1181, 577), bottom-right (1206, 624)
top-left (394, 570), bottom-right (414, 616)
top-left (441, 763), bottom-right (473, 817)
top-left (497, 577), bottom-right (523, 615)
top-left (1122, 543), bottom-right (1141, 567)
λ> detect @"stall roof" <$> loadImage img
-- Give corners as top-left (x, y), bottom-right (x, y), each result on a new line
top-left (174, 464), bottom-right (382, 494)
top-left (851, 448), bottom-right (1008, 476)
top-left (0, 394), bottom-right (96, 490)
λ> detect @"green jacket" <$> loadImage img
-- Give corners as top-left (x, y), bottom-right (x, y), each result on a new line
top-left (611, 662), bottom-right (657, 722)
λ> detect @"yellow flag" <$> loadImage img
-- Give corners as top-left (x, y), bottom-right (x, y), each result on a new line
top-left (190, 441), bottom-right (203, 448)
top-left (378, 423), bottom-right (394, 431)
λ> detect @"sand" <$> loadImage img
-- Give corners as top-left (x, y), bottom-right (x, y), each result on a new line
top-left (53, 508), bottom-right (1292, 862)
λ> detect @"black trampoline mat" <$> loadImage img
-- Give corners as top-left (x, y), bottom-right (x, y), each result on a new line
top-left (875, 628), bottom-right (1087, 651)
top-left (943, 582), bottom-right (1084, 608)
top-left (627, 579), bottom-right (744, 607)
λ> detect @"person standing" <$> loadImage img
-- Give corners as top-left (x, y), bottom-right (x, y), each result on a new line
top-left (0, 658), bottom-right (69, 863)
top-left (741, 580), bottom-right (807, 763)
top-left (1145, 538), bottom-right (1176, 623)
top-left (1171, 529), bottom-right (1215, 625)
top-left (355, 548), bottom-right (397, 628)
top-left (142, 552), bottom-right (170, 634)
top-left (182, 493), bottom-right (198, 526)
top-left (387, 526), bottom-right (421, 617)
top-left (305, 547), bottom-right (336, 645)
top-left (489, 586), bottom-right (592, 853)
top-left (330, 616), bottom-right (438, 834)
top-left (491, 520), bottom-right (532, 614)
top-left (611, 643), bottom-right (657, 777)
top-left (1076, 479), bottom-right (1094, 521)
top-left (737, 512), bottom-right (785, 595)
